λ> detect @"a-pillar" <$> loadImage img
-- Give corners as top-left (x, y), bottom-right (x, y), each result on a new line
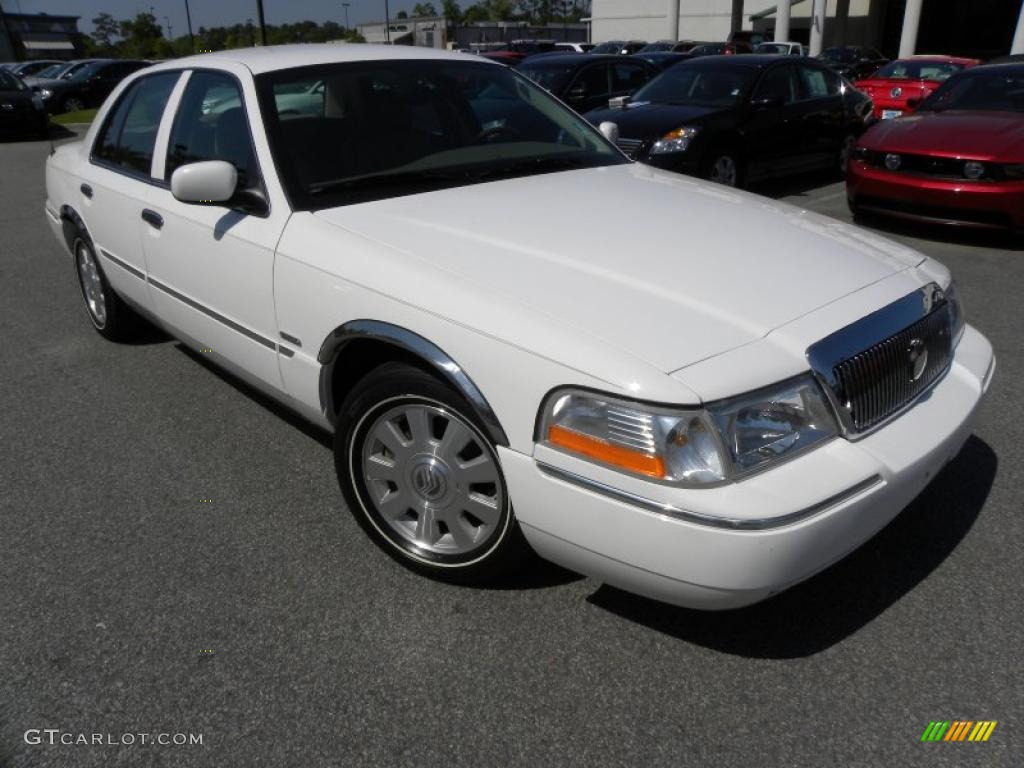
top-left (808, 0), bottom-right (826, 56)
top-left (898, 0), bottom-right (924, 58)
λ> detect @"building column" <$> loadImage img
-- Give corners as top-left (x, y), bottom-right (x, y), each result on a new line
top-left (808, 0), bottom-right (826, 56)
top-left (898, 0), bottom-right (924, 58)
top-left (775, 0), bottom-right (791, 42)
top-left (1012, 0), bottom-right (1024, 53)
top-left (834, 0), bottom-right (850, 46)
top-left (668, 0), bottom-right (680, 40)
top-left (731, 0), bottom-right (744, 33)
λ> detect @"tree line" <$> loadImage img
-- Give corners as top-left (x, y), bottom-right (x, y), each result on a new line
top-left (85, 1), bottom-right (592, 59)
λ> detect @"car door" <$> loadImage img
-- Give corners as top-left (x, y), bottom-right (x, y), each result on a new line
top-left (564, 63), bottom-right (611, 113)
top-left (610, 61), bottom-right (652, 100)
top-left (80, 70), bottom-right (182, 311)
top-left (141, 67), bottom-right (290, 390)
top-left (743, 63), bottom-right (802, 180)
top-left (793, 63), bottom-right (845, 170)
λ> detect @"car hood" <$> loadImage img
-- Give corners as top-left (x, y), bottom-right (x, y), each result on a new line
top-left (312, 163), bottom-right (925, 373)
top-left (584, 102), bottom-right (733, 138)
top-left (861, 110), bottom-right (1024, 160)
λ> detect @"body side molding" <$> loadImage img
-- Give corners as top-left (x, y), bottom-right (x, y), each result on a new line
top-left (317, 319), bottom-right (509, 446)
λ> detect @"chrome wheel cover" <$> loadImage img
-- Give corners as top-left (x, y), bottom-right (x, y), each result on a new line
top-left (76, 241), bottom-right (107, 327)
top-left (710, 155), bottom-right (738, 186)
top-left (355, 401), bottom-right (505, 559)
top-left (64, 97), bottom-right (85, 112)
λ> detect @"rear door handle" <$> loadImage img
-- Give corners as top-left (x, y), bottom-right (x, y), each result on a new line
top-left (141, 209), bottom-right (164, 230)
top-left (80, 183), bottom-right (93, 198)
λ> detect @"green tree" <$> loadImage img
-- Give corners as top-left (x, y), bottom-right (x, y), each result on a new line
top-left (90, 12), bottom-right (121, 51)
top-left (413, 2), bottom-right (439, 15)
top-left (441, 0), bottom-right (463, 22)
top-left (118, 12), bottom-right (166, 58)
top-left (396, 10), bottom-right (408, 19)
top-left (463, 0), bottom-right (516, 22)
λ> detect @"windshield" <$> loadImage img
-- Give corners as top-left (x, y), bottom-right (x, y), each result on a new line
top-left (257, 60), bottom-right (625, 210)
top-left (872, 60), bottom-right (965, 81)
top-left (516, 61), bottom-right (576, 91)
top-left (68, 62), bottom-right (104, 81)
top-left (919, 68), bottom-right (1024, 112)
top-left (755, 43), bottom-right (789, 54)
top-left (821, 48), bottom-right (857, 63)
top-left (591, 42), bottom-right (623, 54)
top-left (0, 70), bottom-right (26, 91)
top-left (631, 64), bottom-right (755, 107)
top-left (639, 43), bottom-right (672, 53)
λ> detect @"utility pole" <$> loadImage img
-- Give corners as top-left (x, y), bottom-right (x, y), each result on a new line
top-left (184, 0), bottom-right (195, 53)
top-left (342, 2), bottom-right (351, 30)
top-left (256, 0), bottom-right (267, 45)
top-left (164, 15), bottom-right (173, 41)
top-left (385, 0), bottom-right (391, 43)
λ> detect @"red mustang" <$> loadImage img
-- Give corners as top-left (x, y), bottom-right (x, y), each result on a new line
top-left (855, 56), bottom-right (981, 120)
top-left (848, 63), bottom-right (1024, 233)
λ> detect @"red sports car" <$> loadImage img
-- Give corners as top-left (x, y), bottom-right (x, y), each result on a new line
top-left (855, 56), bottom-right (980, 120)
top-left (848, 63), bottom-right (1024, 233)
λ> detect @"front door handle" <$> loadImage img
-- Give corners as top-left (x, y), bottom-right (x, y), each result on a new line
top-left (141, 209), bottom-right (164, 230)
top-left (80, 183), bottom-right (93, 198)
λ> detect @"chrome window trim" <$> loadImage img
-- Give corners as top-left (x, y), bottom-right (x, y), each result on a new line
top-left (537, 462), bottom-right (883, 530)
top-left (806, 282), bottom-right (952, 439)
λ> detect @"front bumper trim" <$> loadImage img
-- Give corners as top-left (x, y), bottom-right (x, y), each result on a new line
top-left (537, 461), bottom-right (883, 531)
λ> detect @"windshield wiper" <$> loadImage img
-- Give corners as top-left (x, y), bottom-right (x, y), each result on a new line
top-left (467, 154), bottom-right (596, 181)
top-left (308, 168), bottom-right (468, 196)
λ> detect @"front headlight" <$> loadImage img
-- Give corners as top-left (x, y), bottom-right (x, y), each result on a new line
top-left (38, 88), bottom-right (53, 100)
top-left (539, 390), bottom-right (727, 485)
top-left (708, 375), bottom-right (838, 475)
top-left (946, 280), bottom-right (965, 344)
top-left (649, 126), bottom-right (700, 155)
top-left (539, 374), bottom-right (838, 486)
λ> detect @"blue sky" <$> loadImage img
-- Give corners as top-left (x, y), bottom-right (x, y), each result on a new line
top-left (8, 0), bottom-right (440, 35)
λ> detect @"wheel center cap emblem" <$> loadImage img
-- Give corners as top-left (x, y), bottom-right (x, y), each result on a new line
top-left (411, 461), bottom-right (448, 501)
top-left (908, 337), bottom-right (928, 382)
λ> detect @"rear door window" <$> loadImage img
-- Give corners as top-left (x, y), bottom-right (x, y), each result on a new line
top-left (93, 72), bottom-right (180, 176)
top-left (611, 62), bottom-right (649, 93)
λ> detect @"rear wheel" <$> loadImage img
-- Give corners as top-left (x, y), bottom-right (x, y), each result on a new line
top-left (334, 362), bottom-right (528, 582)
top-left (61, 96), bottom-right (86, 113)
top-left (73, 236), bottom-right (139, 341)
top-left (837, 133), bottom-right (857, 177)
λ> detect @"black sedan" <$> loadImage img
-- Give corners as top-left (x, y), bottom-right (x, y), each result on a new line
top-left (0, 68), bottom-right (48, 139)
top-left (585, 56), bottom-right (872, 188)
top-left (634, 51), bottom-right (695, 71)
top-left (32, 59), bottom-right (149, 114)
top-left (516, 54), bottom-right (656, 114)
top-left (819, 46), bottom-right (888, 80)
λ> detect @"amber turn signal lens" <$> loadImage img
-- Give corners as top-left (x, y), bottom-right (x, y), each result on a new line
top-left (548, 424), bottom-right (666, 478)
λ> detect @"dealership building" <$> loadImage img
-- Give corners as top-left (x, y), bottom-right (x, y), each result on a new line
top-left (590, 0), bottom-right (1024, 59)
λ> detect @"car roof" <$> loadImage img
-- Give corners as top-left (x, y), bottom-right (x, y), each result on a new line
top-left (145, 43), bottom-right (498, 76)
top-left (518, 53), bottom-right (628, 66)
top-left (684, 54), bottom-right (810, 67)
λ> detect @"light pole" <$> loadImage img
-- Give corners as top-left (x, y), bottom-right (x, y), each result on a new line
top-left (384, 0), bottom-right (391, 43)
top-left (342, 2), bottom-right (351, 30)
top-left (256, 0), bottom-right (267, 46)
top-left (164, 15), bottom-right (173, 41)
top-left (184, 0), bottom-right (195, 53)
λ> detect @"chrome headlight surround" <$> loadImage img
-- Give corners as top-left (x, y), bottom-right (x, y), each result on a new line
top-left (538, 375), bottom-right (838, 487)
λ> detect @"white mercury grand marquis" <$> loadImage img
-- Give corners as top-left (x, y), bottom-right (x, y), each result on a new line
top-left (45, 45), bottom-right (995, 609)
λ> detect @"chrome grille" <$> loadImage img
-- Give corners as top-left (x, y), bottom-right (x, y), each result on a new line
top-left (832, 304), bottom-right (952, 432)
top-left (614, 137), bottom-right (644, 158)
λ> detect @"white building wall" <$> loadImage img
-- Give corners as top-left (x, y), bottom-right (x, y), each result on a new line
top-left (590, 0), bottom-right (872, 44)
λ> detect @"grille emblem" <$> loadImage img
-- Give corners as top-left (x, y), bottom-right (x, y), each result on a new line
top-left (908, 338), bottom-right (928, 382)
top-left (885, 153), bottom-right (902, 170)
top-left (891, 86), bottom-right (903, 98)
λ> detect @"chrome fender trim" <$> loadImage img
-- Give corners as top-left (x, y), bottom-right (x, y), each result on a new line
top-left (317, 319), bottom-right (509, 446)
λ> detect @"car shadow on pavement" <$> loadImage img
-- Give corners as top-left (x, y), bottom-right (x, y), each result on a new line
top-left (586, 435), bottom-right (997, 659)
top-left (853, 213), bottom-right (1024, 252)
top-left (749, 169), bottom-right (840, 201)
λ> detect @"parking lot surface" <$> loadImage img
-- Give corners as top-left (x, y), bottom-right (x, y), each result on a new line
top-left (1, 132), bottom-right (1020, 767)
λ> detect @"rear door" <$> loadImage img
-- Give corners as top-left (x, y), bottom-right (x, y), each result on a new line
top-left (564, 63), bottom-right (612, 113)
top-left (610, 61), bottom-right (652, 100)
top-left (141, 66), bottom-right (291, 390)
top-left (793, 63), bottom-right (845, 170)
top-left (743, 63), bottom-right (802, 179)
top-left (81, 70), bottom-right (181, 310)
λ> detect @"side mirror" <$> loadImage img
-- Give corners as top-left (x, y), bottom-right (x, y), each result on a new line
top-left (598, 121), bottom-right (619, 143)
top-left (171, 161), bottom-right (237, 204)
top-left (566, 84), bottom-right (586, 101)
top-left (750, 94), bottom-right (782, 110)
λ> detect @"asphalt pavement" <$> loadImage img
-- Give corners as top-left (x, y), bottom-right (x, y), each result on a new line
top-left (0, 130), bottom-right (1020, 767)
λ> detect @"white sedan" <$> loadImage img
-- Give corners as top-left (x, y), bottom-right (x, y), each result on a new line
top-left (45, 45), bottom-right (995, 609)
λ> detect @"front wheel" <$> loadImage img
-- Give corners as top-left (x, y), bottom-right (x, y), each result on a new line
top-left (61, 96), bottom-right (86, 114)
top-left (334, 362), bottom-right (528, 582)
top-left (837, 133), bottom-right (857, 178)
top-left (702, 148), bottom-right (743, 188)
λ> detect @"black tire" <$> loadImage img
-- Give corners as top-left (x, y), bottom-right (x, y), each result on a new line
top-left (72, 235), bottom-right (140, 341)
top-left (61, 96), bottom-right (86, 114)
top-left (701, 146), bottom-right (744, 188)
top-left (334, 361), bottom-right (528, 584)
top-left (836, 133), bottom-right (857, 178)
